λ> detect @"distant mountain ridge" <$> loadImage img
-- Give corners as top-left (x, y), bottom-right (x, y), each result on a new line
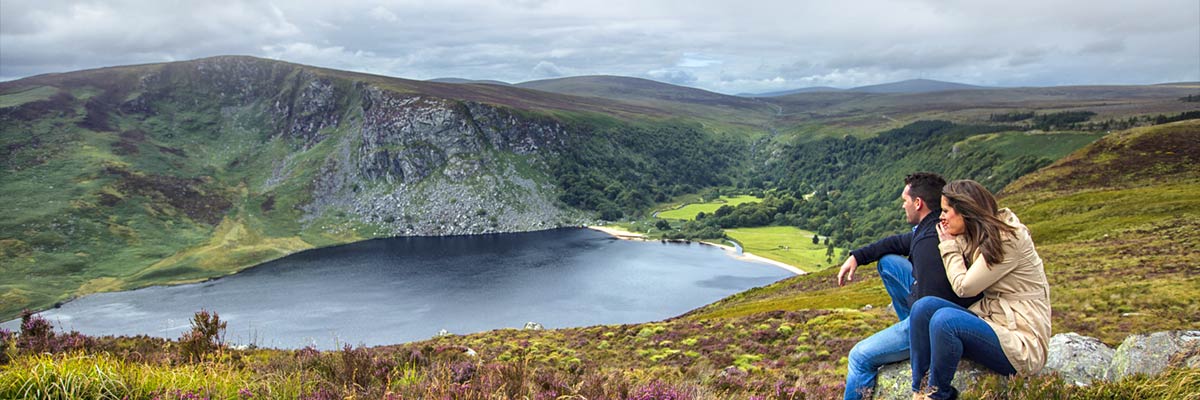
top-left (515, 75), bottom-right (769, 111)
top-left (742, 78), bottom-right (988, 97)
top-left (427, 77), bottom-right (513, 86)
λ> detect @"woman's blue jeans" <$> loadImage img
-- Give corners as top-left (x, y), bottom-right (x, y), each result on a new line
top-left (908, 296), bottom-right (1016, 399)
top-left (843, 255), bottom-right (914, 400)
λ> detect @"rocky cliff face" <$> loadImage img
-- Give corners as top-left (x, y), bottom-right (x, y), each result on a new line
top-left (299, 85), bottom-right (580, 236)
top-left (120, 57), bottom-right (586, 237)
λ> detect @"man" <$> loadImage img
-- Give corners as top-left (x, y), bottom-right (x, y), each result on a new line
top-left (836, 172), bottom-right (982, 400)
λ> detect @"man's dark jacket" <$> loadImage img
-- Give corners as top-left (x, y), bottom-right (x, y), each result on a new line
top-left (849, 212), bottom-right (981, 309)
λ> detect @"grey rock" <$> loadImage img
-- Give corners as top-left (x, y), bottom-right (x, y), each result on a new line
top-left (436, 329), bottom-right (452, 337)
top-left (1041, 332), bottom-right (1114, 386)
top-left (1106, 330), bottom-right (1200, 381)
top-left (523, 321), bottom-right (544, 330)
top-left (874, 359), bottom-right (999, 400)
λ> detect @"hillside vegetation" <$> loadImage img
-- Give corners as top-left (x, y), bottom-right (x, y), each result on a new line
top-left (0, 57), bottom-right (743, 320)
top-left (4, 120), bottom-right (1197, 400)
top-left (2, 57), bottom-right (1199, 399)
top-left (4, 57), bottom-right (1167, 320)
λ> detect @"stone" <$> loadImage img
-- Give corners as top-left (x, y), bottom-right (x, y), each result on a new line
top-left (1105, 330), bottom-right (1200, 381)
top-left (436, 329), bottom-right (452, 337)
top-left (874, 359), bottom-right (999, 400)
top-left (523, 321), bottom-right (544, 330)
top-left (1040, 332), bottom-right (1113, 386)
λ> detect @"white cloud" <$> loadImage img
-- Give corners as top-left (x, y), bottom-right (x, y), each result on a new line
top-left (532, 61), bottom-right (565, 77)
top-left (646, 69), bottom-right (698, 85)
top-left (367, 6), bottom-right (400, 23)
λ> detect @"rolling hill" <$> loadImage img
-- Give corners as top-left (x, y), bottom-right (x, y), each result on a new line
top-left (739, 79), bottom-right (985, 97)
top-left (516, 75), bottom-right (778, 130)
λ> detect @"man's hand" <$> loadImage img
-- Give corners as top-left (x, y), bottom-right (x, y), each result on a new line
top-left (837, 255), bottom-right (859, 287)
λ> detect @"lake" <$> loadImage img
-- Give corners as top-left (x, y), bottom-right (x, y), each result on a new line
top-left (2, 228), bottom-right (792, 349)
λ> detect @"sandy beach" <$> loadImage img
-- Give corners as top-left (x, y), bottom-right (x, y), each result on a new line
top-left (699, 241), bottom-right (807, 275)
top-left (585, 225), bottom-right (648, 240)
top-left (586, 226), bottom-right (806, 276)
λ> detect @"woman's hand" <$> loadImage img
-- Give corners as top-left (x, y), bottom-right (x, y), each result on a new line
top-left (936, 221), bottom-right (956, 242)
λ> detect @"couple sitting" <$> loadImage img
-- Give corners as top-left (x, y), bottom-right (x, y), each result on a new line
top-left (837, 173), bottom-right (1051, 400)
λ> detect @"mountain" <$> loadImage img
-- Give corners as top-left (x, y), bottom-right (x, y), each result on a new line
top-left (847, 78), bottom-right (986, 93)
top-left (764, 83), bottom-right (1199, 138)
top-left (739, 79), bottom-right (983, 98)
top-left (4, 57), bottom-right (1197, 399)
top-left (427, 77), bottom-right (513, 86)
top-left (5, 121), bottom-right (1194, 400)
top-left (2, 56), bottom-right (1195, 323)
top-left (0, 56), bottom-right (744, 319)
top-left (516, 75), bottom-right (776, 127)
top-left (739, 86), bottom-right (843, 97)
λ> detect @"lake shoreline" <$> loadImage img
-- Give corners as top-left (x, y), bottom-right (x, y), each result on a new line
top-left (585, 226), bottom-right (806, 275)
top-left (5, 227), bottom-right (791, 348)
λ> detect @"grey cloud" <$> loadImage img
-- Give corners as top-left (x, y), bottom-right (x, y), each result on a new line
top-left (1079, 38), bottom-right (1125, 54)
top-left (827, 46), bottom-right (1007, 72)
top-left (1, 0), bottom-right (1197, 92)
top-left (1008, 47), bottom-right (1049, 67)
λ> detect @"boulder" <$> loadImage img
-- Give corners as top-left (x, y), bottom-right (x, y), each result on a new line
top-left (523, 321), bottom-right (544, 330)
top-left (1041, 332), bottom-right (1114, 386)
top-left (874, 359), bottom-right (998, 400)
top-left (1105, 330), bottom-right (1200, 381)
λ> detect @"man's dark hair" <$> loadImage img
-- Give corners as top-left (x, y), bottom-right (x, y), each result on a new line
top-left (904, 172), bottom-right (946, 211)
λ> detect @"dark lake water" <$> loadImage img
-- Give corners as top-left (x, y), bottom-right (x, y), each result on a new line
top-left (2, 228), bottom-right (792, 349)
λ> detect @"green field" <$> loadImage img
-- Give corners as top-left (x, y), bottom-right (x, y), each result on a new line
top-left (725, 226), bottom-right (841, 273)
top-left (656, 195), bottom-right (761, 220)
top-left (0, 85), bottom-right (58, 108)
top-left (954, 130), bottom-right (1105, 159)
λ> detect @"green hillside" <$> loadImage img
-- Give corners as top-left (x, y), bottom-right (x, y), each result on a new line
top-left (4, 57), bottom-right (1192, 322)
top-left (4, 122), bottom-right (1197, 399)
top-left (690, 120), bottom-right (1200, 343)
top-left (0, 56), bottom-right (746, 320)
top-left (2, 72), bottom-right (1200, 396)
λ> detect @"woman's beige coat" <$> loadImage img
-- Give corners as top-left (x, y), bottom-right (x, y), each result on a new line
top-left (937, 208), bottom-right (1052, 374)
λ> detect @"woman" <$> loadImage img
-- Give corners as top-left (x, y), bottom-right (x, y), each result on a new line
top-left (908, 180), bottom-right (1051, 400)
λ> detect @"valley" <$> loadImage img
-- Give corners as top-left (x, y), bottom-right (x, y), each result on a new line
top-left (1, 56), bottom-right (1198, 399)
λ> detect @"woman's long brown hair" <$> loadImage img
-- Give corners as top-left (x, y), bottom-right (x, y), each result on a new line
top-left (943, 180), bottom-right (1016, 267)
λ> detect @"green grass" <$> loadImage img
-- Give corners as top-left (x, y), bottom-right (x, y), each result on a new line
top-left (657, 195), bottom-right (762, 220)
top-left (725, 226), bottom-right (841, 273)
top-left (954, 130), bottom-right (1105, 160)
top-left (0, 86), bottom-right (59, 108)
top-left (0, 352), bottom-right (310, 399)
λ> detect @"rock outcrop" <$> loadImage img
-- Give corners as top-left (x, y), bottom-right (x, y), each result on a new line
top-left (873, 331), bottom-right (1199, 399)
top-left (874, 359), bottom-right (994, 400)
top-left (1044, 332), bottom-right (1114, 386)
top-left (1105, 330), bottom-right (1200, 381)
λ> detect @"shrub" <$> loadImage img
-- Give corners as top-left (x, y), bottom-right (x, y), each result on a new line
top-left (629, 380), bottom-right (693, 400)
top-left (178, 309), bottom-right (226, 362)
top-left (16, 310), bottom-right (94, 354)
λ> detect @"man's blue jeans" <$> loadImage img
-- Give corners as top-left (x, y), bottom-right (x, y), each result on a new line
top-left (909, 296), bottom-right (1015, 399)
top-left (844, 255), bottom-right (914, 400)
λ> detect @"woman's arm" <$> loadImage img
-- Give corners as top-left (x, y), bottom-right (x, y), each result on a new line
top-left (939, 237), bottom-right (1021, 297)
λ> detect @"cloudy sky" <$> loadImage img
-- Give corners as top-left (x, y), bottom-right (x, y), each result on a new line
top-left (1, 0), bottom-right (1197, 94)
